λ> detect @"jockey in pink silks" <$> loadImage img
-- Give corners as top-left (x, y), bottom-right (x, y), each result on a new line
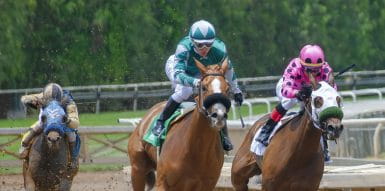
top-left (255, 44), bottom-right (336, 163)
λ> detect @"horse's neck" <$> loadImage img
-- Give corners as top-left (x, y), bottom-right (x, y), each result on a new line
top-left (296, 113), bottom-right (322, 153)
top-left (39, 135), bottom-right (68, 163)
top-left (183, 108), bottom-right (221, 152)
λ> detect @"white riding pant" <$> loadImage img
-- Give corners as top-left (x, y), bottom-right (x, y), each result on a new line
top-left (276, 78), bottom-right (301, 110)
top-left (165, 55), bottom-right (194, 103)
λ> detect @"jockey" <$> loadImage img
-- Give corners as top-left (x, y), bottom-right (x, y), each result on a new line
top-left (255, 44), bottom-right (335, 162)
top-left (154, 20), bottom-right (244, 151)
top-left (19, 83), bottom-right (80, 168)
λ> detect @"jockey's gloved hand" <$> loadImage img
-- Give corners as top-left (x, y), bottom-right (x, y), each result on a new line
top-left (296, 84), bottom-right (312, 101)
top-left (234, 92), bottom-right (243, 106)
top-left (193, 79), bottom-right (201, 88)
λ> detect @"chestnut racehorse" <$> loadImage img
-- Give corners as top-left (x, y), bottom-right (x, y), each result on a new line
top-left (231, 75), bottom-right (344, 191)
top-left (23, 100), bottom-right (78, 191)
top-left (128, 59), bottom-right (232, 191)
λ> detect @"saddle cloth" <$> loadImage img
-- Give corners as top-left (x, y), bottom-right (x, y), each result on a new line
top-left (250, 113), bottom-right (298, 156)
top-left (143, 102), bottom-right (195, 146)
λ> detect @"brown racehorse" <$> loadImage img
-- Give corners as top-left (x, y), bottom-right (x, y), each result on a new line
top-left (231, 75), bottom-right (344, 191)
top-left (23, 100), bottom-right (78, 191)
top-left (128, 59), bottom-right (232, 191)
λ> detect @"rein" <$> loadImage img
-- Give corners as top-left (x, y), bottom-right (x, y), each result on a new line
top-left (303, 99), bottom-right (322, 131)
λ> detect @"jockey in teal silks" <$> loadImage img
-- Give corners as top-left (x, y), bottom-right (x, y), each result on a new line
top-left (153, 20), bottom-right (243, 151)
top-left (255, 44), bottom-right (336, 163)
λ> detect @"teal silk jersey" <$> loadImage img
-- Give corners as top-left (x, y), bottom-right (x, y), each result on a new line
top-left (174, 36), bottom-right (238, 87)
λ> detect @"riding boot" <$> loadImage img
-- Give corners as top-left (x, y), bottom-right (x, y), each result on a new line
top-left (68, 142), bottom-right (79, 169)
top-left (255, 103), bottom-right (287, 146)
top-left (323, 136), bottom-right (332, 163)
top-left (152, 97), bottom-right (180, 136)
top-left (19, 129), bottom-right (38, 159)
top-left (255, 119), bottom-right (277, 146)
top-left (221, 125), bottom-right (233, 151)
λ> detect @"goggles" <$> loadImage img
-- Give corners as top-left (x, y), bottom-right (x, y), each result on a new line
top-left (300, 59), bottom-right (323, 73)
top-left (193, 41), bottom-right (214, 49)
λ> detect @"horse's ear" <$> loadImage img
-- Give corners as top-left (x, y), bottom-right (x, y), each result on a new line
top-left (41, 115), bottom-right (47, 124)
top-left (193, 58), bottom-right (207, 74)
top-left (307, 69), bottom-right (318, 90)
top-left (62, 115), bottom-right (68, 124)
top-left (221, 58), bottom-right (229, 75)
top-left (327, 72), bottom-right (335, 87)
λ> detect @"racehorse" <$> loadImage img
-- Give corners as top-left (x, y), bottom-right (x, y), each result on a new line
top-left (231, 75), bottom-right (344, 191)
top-left (128, 59), bottom-right (232, 191)
top-left (23, 100), bottom-right (78, 191)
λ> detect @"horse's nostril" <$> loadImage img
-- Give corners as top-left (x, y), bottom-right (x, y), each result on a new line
top-left (211, 113), bottom-right (218, 118)
top-left (48, 136), bottom-right (59, 142)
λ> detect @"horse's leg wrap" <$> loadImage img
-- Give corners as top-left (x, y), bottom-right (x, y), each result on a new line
top-left (152, 97), bottom-right (180, 136)
top-left (221, 125), bottom-right (233, 151)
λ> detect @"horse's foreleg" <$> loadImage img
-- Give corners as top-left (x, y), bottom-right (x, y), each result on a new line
top-left (24, 169), bottom-right (35, 191)
top-left (231, 152), bottom-right (260, 191)
top-left (59, 178), bottom-right (72, 191)
top-left (131, 165), bottom-right (151, 191)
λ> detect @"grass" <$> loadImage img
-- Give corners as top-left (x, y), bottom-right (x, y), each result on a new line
top-left (0, 104), bottom-right (268, 128)
top-left (0, 104), bottom-right (269, 175)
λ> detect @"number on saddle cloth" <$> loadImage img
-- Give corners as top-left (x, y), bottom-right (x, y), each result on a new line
top-left (143, 102), bottom-right (196, 146)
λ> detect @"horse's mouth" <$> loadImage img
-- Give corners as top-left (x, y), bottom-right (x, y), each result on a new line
top-left (47, 140), bottom-right (61, 151)
top-left (208, 103), bottom-right (228, 130)
top-left (324, 118), bottom-right (344, 140)
top-left (47, 131), bottom-right (62, 150)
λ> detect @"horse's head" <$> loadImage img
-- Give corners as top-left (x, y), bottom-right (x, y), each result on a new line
top-left (41, 100), bottom-right (67, 150)
top-left (308, 73), bottom-right (344, 140)
top-left (194, 58), bottom-right (231, 131)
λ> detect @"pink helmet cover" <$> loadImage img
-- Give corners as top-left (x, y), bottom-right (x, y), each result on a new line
top-left (299, 44), bottom-right (325, 68)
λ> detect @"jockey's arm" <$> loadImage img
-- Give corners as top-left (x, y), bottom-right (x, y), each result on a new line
top-left (65, 101), bottom-right (79, 129)
top-left (281, 66), bottom-right (301, 99)
top-left (21, 92), bottom-right (44, 109)
top-left (224, 59), bottom-right (242, 94)
top-left (173, 46), bottom-right (198, 87)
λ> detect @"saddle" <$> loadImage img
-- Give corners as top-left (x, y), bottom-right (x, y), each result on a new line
top-left (251, 111), bottom-right (301, 156)
top-left (143, 102), bottom-right (196, 146)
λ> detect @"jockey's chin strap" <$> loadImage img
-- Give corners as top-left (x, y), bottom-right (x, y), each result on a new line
top-left (197, 73), bottom-right (226, 117)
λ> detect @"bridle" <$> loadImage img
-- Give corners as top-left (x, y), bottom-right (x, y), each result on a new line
top-left (197, 73), bottom-right (229, 117)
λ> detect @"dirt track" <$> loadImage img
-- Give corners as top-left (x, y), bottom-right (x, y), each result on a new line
top-left (0, 170), bottom-right (132, 191)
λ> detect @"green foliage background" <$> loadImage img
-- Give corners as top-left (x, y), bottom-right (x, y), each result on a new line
top-left (1, 0), bottom-right (384, 89)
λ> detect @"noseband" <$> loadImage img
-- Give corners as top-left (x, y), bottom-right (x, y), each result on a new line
top-left (198, 73), bottom-right (230, 117)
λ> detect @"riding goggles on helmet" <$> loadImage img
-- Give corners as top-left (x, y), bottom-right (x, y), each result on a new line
top-left (193, 41), bottom-right (214, 49)
top-left (301, 58), bottom-right (323, 73)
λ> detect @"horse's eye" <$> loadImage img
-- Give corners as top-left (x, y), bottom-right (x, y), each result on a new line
top-left (336, 96), bottom-right (342, 107)
top-left (202, 86), bottom-right (207, 92)
top-left (41, 115), bottom-right (47, 123)
top-left (314, 96), bottom-right (323, 108)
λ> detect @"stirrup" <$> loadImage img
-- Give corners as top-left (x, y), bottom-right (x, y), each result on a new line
top-left (152, 121), bottom-right (164, 137)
